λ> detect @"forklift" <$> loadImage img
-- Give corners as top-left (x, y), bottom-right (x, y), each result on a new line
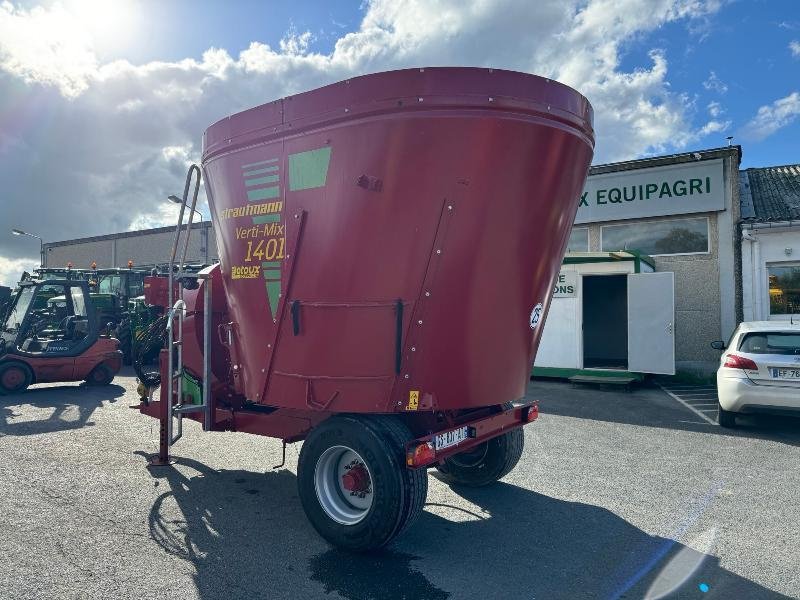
top-left (0, 278), bottom-right (122, 394)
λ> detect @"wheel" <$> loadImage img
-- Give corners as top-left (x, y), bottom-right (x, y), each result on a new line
top-left (718, 402), bottom-right (737, 428)
top-left (85, 364), bottom-right (114, 386)
top-left (297, 415), bottom-right (428, 552)
top-left (115, 320), bottom-right (132, 366)
top-left (0, 362), bottom-right (33, 395)
top-left (435, 428), bottom-right (524, 487)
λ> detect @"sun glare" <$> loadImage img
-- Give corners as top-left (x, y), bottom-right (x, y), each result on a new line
top-left (65, 0), bottom-right (139, 56)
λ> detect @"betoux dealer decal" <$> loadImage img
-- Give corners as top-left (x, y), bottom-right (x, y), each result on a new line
top-left (529, 303), bottom-right (543, 330)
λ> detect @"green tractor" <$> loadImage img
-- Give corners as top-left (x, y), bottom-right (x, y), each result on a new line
top-left (88, 268), bottom-right (149, 365)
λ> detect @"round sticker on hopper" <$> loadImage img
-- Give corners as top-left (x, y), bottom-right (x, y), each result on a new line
top-left (530, 303), bottom-right (543, 329)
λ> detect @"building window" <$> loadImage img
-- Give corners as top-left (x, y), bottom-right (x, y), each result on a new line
top-left (601, 217), bottom-right (710, 256)
top-left (566, 228), bottom-right (589, 252)
top-left (768, 263), bottom-right (800, 316)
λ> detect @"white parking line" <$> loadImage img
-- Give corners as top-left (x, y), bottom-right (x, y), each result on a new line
top-left (663, 386), bottom-right (717, 390)
top-left (658, 384), bottom-right (717, 425)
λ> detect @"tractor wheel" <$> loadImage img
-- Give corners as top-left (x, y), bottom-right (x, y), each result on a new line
top-left (85, 364), bottom-right (114, 386)
top-left (115, 320), bottom-right (132, 366)
top-left (297, 415), bottom-right (428, 552)
top-left (435, 428), bottom-right (524, 487)
top-left (0, 362), bottom-right (33, 395)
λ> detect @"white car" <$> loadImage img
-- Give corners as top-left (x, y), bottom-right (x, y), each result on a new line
top-left (711, 321), bottom-right (800, 428)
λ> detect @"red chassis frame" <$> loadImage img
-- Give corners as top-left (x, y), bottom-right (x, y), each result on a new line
top-left (139, 349), bottom-right (539, 468)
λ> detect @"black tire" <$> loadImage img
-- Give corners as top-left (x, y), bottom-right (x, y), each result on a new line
top-left (297, 415), bottom-right (428, 552)
top-left (436, 428), bottom-right (524, 487)
top-left (115, 320), bottom-right (132, 366)
top-left (0, 362), bottom-right (33, 395)
top-left (85, 364), bottom-right (114, 386)
top-left (718, 403), bottom-right (737, 428)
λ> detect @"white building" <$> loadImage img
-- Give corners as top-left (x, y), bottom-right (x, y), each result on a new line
top-left (740, 165), bottom-right (800, 322)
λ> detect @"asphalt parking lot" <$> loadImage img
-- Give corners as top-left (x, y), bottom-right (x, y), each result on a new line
top-left (1, 370), bottom-right (799, 600)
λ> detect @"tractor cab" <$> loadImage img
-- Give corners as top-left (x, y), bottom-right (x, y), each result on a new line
top-left (0, 279), bottom-right (100, 358)
top-left (92, 268), bottom-right (146, 304)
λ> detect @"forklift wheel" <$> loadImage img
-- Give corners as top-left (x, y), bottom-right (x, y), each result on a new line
top-left (297, 415), bottom-right (428, 552)
top-left (0, 362), bottom-right (33, 395)
top-left (85, 364), bottom-right (114, 386)
top-left (435, 428), bottom-right (524, 487)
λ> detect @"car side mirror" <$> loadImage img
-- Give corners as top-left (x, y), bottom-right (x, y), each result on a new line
top-left (710, 340), bottom-right (726, 351)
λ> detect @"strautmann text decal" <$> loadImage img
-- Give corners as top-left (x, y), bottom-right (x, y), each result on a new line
top-left (574, 158), bottom-right (725, 224)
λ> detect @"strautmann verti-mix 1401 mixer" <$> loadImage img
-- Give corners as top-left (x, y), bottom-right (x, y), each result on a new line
top-left (138, 67), bottom-right (594, 551)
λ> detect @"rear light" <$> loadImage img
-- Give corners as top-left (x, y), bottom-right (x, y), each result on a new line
top-left (406, 441), bottom-right (436, 467)
top-left (723, 354), bottom-right (758, 370)
top-left (523, 403), bottom-right (539, 423)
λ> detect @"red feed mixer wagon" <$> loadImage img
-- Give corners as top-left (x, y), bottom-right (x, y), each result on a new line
top-left (138, 67), bottom-right (594, 551)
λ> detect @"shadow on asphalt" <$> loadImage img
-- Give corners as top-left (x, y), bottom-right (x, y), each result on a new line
top-left (139, 454), bottom-right (789, 600)
top-left (530, 379), bottom-right (800, 447)
top-left (0, 383), bottom-right (125, 436)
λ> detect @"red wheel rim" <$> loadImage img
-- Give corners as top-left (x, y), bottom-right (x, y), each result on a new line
top-left (92, 368), bottom-right (106, 383)
top-left (2, 367), bottom-right (25, 389)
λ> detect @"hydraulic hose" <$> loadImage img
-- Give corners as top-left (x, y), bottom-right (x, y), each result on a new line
top-left (133, 314), bottom-right (169, 387)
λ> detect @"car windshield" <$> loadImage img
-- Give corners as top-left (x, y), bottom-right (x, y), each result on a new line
top-left (738, 332), bottom-right (800, 356)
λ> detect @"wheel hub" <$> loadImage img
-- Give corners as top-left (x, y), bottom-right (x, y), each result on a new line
top-left (314, 446), bottom-right (374, 525)
top-left (2, 368), bottom-right (23, 388)
top-left (342, 463), bottom-right (370, 493)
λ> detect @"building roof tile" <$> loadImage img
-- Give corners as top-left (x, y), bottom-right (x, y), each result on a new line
top-left (741, 164), bottom-right (800, 221)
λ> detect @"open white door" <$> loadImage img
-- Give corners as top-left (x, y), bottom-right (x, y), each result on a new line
top-left (627, 272), bottom-right (675, 375)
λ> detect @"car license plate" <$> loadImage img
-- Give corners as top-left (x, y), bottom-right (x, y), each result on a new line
top-left (435, 426), bottom-right (469, 451)
top-left (770, 368), bottom-right (800, 379)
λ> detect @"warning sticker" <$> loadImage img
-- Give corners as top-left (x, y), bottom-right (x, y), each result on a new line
top-left (407, 390), bottom-right (420, 411)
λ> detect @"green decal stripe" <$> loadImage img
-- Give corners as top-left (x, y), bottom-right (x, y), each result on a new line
top-left (245, 175), bottom-right (279, 187)
top-left (247, 186), bottom-right (280, 201)
top-left (252, 213), bottom-right (281, 224)
top-left (241, 158), bottom-right (278, 169)
top-left (243, 165), bottom-right (279, 177)
top-left (262, 261), bottom-right (281, 268)
top-left (266, 280), bottom-right (281, 316)
top-left (288, 146), bottom-right (332, 191)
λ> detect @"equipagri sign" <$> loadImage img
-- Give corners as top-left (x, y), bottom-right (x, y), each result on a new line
top-left (574, 159), bottom-right (725, 224)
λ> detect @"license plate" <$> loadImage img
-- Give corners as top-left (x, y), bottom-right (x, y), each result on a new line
top-left (435, 426), bottom-right (469, 451)
top-left (770, 368), bottom-right (800, 379)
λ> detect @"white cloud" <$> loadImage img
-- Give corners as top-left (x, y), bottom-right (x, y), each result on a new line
top-left (0, 0), bottom-right (726, 285)
top-left (698, 119), bottom-right (731, 136)
top-left (0, 256), bottom-right (38, 288)
top-left (790, 40), bottom-right (800, 58)
top-left (707, 100), bottom-right (724, 117)
top-left (0, 1), bottom-right (96, 97)
top-left (702, 70), bottom-right (727, 94)
top-left (739, 92), bottom-right (800, 141)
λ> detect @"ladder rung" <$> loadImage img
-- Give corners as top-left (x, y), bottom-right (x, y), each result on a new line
top-left (172, 341), bottom-right (182, 347)
top-left (173, 403), bottom-right (207, 415)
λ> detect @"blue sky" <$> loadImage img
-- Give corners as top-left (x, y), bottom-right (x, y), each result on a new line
top-left (0, 0), bottom-right (798, 283)
top-left (77, 0), bottom-right (799, 169)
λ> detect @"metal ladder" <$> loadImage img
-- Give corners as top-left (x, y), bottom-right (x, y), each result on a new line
top-left (163, 164), bottom-right (213, 453)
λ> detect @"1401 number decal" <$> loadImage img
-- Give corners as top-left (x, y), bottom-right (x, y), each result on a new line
top-left (244, 237), bottom-right (285, 262)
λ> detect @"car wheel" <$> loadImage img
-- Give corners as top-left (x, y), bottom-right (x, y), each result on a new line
top-left (85, 364), bottom-right (114, 386)
top-left (297, 415), bottom-right (427, 552)
top-left (435, 428), bottom-right (524, 487)
top-left (0, 362), bottom-right (33, 395)
top-left (718, 402), bottom-right (737, 428)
